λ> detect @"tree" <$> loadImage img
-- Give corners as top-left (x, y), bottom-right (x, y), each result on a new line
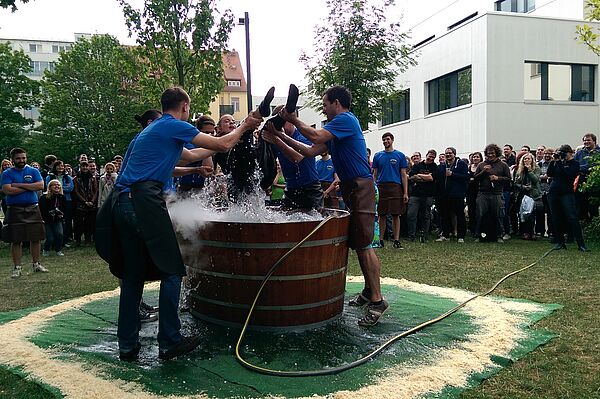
top-left (577, 0), bottom-right (600, 55)
top-left (301, 0), bottom-right (416, 130)
top-left (36, 35), bottom-right (154, 165)
top-left (0, 0), bottom-right (28, 12)
top-left (119, 0), bottom-right (233, 114)
top-left (0, 42), bottom-right (39, 158)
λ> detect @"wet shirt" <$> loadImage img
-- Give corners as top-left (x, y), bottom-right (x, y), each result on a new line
top-left (274, 129), bottom-right (319, 189)
top-left (316, 157), bottom-right (335, 183)
top-left (323, 112), bottom-right (372, 182)
top-left (1, 165), bottom-right (42, 205)
top-left (178, 142), bottom-right (206, 188)
top-left (117, 114), bottom-right (198, 190)
top-left (373, 150), bottom-right (408, 184)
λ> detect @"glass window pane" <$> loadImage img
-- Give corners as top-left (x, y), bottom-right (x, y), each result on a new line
top-left (527, 0), bottom-right (535, 12)
top-left (458, 68), bottom-right (472, 106)
top-left (524, 62), bottom-right (542, 100)
top-left (547, 64), bottom-right (571, 101)
top-left (438, 76), bottom-right (452, 111)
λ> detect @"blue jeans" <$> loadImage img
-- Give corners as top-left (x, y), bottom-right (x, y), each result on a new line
top-left (114, 193), bottom-right (183, 353)
top-left (44, 221), bottom-right (63, 252)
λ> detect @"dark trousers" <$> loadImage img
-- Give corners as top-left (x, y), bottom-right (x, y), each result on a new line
top-left (466, 193), bottom-right (477, 235)
top-left (43, 221), bottom-right (63, 252)
top-left (406, 195), bottom-right (433, 240)
top-left (548, 192), bottom-right (585, 247)
top-left (74, 207), bottom-right (96, 243)
top-left (63, 201), bottom-right (74, 242)
top-left (476, 193), bottom-right (504, 239)
top-left (114, 193), bottom-right (182, 353)
top-left (438, 196), bottom-right (466, 239)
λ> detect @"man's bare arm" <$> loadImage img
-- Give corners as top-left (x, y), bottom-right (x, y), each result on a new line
top-left (11, 180), bottom-right (44, 191)
top-left (2, 184), bottom-right (26, 195)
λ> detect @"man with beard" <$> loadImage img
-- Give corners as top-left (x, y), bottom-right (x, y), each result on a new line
top-left (406, 149), bottom-right (437, 242)
top-left (73, 161), bottom-right (98, 246)
top-left (1, 148), bottom-right (48, 277)
top-left (280, 86), bottom-right (388, 327)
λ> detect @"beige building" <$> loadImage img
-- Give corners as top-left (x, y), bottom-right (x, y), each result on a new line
top-left (207, 50), bottom-right (249, 122)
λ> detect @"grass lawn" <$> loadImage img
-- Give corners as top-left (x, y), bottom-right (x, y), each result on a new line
top-left (0, 238), bottom-right (598, 398)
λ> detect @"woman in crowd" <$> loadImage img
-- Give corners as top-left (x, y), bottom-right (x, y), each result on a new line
top-left (99, 162), bottom-right (118, 207)
top-left (46, 160), bottom-right (74, 246)
top-left (467, 152), bottom-right (482, 236)
top-left (1, 159), bottom-right (12, 216)
top-left (39, 179), bottom-right (67, 256)
top-left (513, 152), bottom-right (542, 240)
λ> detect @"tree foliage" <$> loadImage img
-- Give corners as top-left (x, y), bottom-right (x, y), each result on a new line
top-left (35, 35), bottom-right (155, 165)
top-left (301, 0), bottom-right (416, 130)
top-left (119, 0), bottom-right (233, 114)
top-left (0, 42), bottom-right (39, 158)
top-left (576, 0), bottom-right (600, 55)
top-left (0, 0), bottom-right (28, 12)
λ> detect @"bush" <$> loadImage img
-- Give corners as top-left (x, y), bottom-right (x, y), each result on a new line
top-left (584, 216), bottom-right (600, 242)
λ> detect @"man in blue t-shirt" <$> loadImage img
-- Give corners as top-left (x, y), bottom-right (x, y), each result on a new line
top-left (372, 133), bottom-right (408, 249)
top-left (107, 87), bottom-right (262, 362)
top-left (262, 120), bottom-right (323, 209)
top-left (279, 85), bottom-right (388, 327)
top-left (315, 150), bottom-right (340, 208)
top-left (1, 148), bottom-right (48, 278)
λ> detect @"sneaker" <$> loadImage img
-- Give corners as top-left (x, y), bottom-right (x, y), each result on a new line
top-left (158, 335), bottom-right (202, 360)
top-left (348, 293), bottom-right (371, 307)
top-left (393, 240), bottom-right (404, 249)
top-left (502, 234), bottom-right (511, 240)
top-left (32, 262), bottom-right (48, 273)
top-left (458, 238), bottom-right (465, 243)
top-left (63, 243), bottom-right (71, 248)
top-left (358, 300), bottom-right (389, 327)
top-left (42, 250), bottom-right (49, 257)
top-left (497, 238), bottom-right (504, 243)
top-left (11, 266), bottom-right (22, 278)
top-left (119, 342), bottom-right (141, 362)
top-left (435, 236), bottom-right (449, 242)
top-left (140, 308), bottom-right (158, 323)
top-left (474, 238), bottom-right (480, 243)
top-left (140, 301), bottom-right (159, 313)
top-left (56, 251), bottom-right (65, 256)
top-left (578, 246), bottom-right (591, 252)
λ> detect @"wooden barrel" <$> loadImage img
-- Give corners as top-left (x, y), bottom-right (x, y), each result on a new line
top-left (179, 209), bottom-right (350, 330)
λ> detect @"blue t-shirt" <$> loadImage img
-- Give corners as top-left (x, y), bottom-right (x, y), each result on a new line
top-left (274, 129), bottom-right (319, 189)
top-left (177, 142), bottom-right (206, 188)
top-left (372, 150), bottom-right (408, 184)
top-left (323, 112), bottom-right (372, 182)
top-left (1, 165), bottom-right (43, 205)
top-left (316, 157), bottom-right (335, 183)
top-left (117, 114), bottom-right (199, 189)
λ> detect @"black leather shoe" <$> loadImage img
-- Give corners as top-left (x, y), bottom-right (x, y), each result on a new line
top-left (119, 342), bottom-right (141, 362)
top-left (258, 87), bottom-right (275, 117)
top-left (158, 335), bottom-right (202, 361)
top-left (285, 84), bottom-right (299, 113)
top-left (552, 243), bottom-right (567, 250)
top-left (578, 246), bottom-right (591, 252)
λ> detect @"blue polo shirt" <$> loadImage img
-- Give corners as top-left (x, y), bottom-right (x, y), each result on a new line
top-left (117, 114), bottom-right (198, 190)
top-left (323, 112), bottom-right (372, 182)
top-left (274, 129), bottom-right (319, 189)
top-left (1, 165), bottom-right (42, 205)
top-left (316, 157), bottom-right (335, 183)
top-left (373, 150), bottom-right (408, 184)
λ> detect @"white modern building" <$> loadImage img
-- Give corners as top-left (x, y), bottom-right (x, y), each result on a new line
top-left (365, 0), bottom-right (600, 157)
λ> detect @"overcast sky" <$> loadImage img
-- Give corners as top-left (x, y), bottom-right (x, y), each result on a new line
top-left (0, 0), bottom-right (457, 95)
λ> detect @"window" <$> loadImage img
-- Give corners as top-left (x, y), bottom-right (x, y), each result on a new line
top-left (29, 43), bottom-right (42, 53)
top-left (231, 97), bottom-right (240, 112)
top-left (447, 12), bottom-right (478, 31)
top-left (381, 90), bottom-right (410, 126)
top-left (52, 44), bottom-right (70, 53)
top-left (227, 80), bottom-right (241, 87)
top-left (427, 67), bottom-right (472, 114)
top-left (524, 62), bottom-right (595, 102)
top-left (29, 61), bottom-right (51, 76)
top-left (495, 0), bottom-right (535, 13)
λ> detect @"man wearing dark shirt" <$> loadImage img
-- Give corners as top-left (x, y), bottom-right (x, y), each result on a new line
top-left (406, 149), bottom-right (437, 242)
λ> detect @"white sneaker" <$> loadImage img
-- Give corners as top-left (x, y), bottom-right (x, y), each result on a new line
top-left (458, 238), bottom-right (465, 243)
top-left (42, 250), bottom-right (49, 257)
top-left (56, 251), bottom-right (65, 256)
top-left (435, 236), bottom-right (449, 242)
top-left (32, 262), bottom-right (49, 273)
top-left (502, 234), bottom-right (511, 240)
top-left (11, 266), bottom-right (22, 278)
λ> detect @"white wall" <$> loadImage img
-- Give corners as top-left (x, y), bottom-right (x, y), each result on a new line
top-left (486, 13), bottom-right (600, 149)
